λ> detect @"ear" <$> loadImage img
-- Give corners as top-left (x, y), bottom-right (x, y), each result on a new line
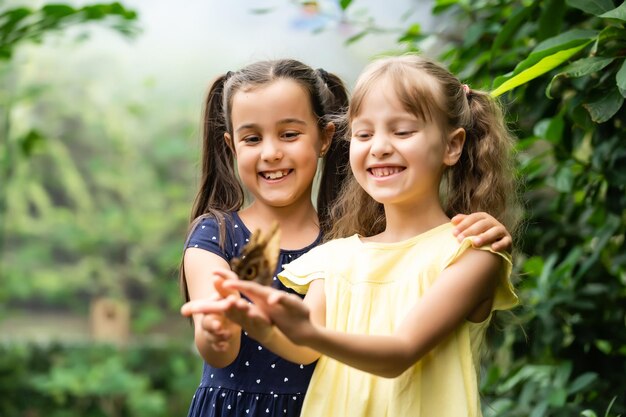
top-left (320, 122), bottom-right (335, 157)
top-left (444, 127), bottom-right (466, 166)
top-left (224, 132), bottom-right (235, 154)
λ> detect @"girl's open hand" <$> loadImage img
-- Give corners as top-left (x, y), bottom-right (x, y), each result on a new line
top-left (451, 212), bottom-right (512, 252)
top-left (223, 280), bottom-right (316, 345)
top-left (182, 268), bottom-right (275, 344)
top-left (181, 270), bottom-right (241, 352)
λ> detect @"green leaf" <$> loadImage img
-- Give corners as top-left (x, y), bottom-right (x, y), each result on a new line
top-left (492, 43), bottom-right (591, 97)
top-left (546, 57), bottom-right (615, 98)
top-left (346, 30), bottom-right (368, 45)
top-left (616, 59), bottom-right (626, 98)
top-left (398, 23), bottom-right (422, 43)
top-left (533, 29), bottom-right (597, 54)
top-left (538, 0), bottom-right (565, 40)
top-left (583, 89), bottom-right (624, 123)
top-left (568, 372), bottom-right (597, 394)
top-left (600, 2), bottom-right (626, 21)
top-left (41, 4), bottom-right (76, 18)
top-left (433, 0), bottom-right (459, 14)
top-left (566, 0), bottom-right (614, 15)
top-left (492, 5), bottom-right (534, 56)
top-left (340, 0), bottom-right (353, 11)
top-left (545, 115), bottom-right (565, 143)
top-left (548, 388), bottom-right (568, 406)
top-left (20, 130), bottom-right (46, 156)
top-left (493, 29), bottom-right (597, 91)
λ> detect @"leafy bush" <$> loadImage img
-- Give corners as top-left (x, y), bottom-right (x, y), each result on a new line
top-left (0, 342), bottom-right (200, 417)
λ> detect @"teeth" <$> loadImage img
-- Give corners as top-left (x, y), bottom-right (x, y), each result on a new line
top-left (370, 167), bottom-right (402, 177)
top-left (263, 170), bottom-right (289, 180)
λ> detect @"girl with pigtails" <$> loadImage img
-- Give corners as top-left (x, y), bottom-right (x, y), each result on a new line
top-left (181, 58), bottom-right (516, 417)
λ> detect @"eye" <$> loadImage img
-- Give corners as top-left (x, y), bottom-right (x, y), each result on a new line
top-left (395, 130), bottom-right (416, 137)
top-left (282, 131), bottom-right (301, 140)
top-left (352, 131), bottom-right (372, 141)
top-left (242, 135), bottom-right (261, 144)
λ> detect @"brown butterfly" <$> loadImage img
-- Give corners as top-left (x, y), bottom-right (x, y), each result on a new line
top-left (230, 222), bottom-right (281, 286)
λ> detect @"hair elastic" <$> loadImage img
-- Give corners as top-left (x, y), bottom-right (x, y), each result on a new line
top-left (462, 84), bottom-right (471, 96)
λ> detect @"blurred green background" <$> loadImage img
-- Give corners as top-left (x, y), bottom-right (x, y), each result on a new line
top-left (1, 1), bottom-right (625, 416)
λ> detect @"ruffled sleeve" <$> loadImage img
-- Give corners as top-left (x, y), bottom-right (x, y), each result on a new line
top-left (278, 242), bottom-right (333, 295)
top-left (445, 238), bottom-right (518, 312)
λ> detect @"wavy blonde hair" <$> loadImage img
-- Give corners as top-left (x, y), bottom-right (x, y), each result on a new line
top-left (327, 55), bottom-right (521, 240)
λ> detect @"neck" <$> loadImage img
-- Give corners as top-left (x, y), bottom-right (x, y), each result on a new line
top-left (380, 198), bottom-right (449, 243)
top-left (239, 199), bottom-right (320, 250)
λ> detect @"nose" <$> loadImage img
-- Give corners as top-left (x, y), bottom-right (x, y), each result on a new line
top-left (261, 137), bottom-right (283, 162)
top-left (370, 133), bottom-right (393, 158)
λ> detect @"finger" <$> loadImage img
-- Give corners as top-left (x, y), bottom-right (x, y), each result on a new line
top-left (469, 227), bottom-right (505, 247)
top-left (181, 297), bottom-right (236, 316)
top-left (268, 292), bottom-right (308, 319)
top-left (490, 235), bottom-right (512, 253)
top-left (452, 213), bottom-right (487, 234)
top-left (214, 274), bottom-right (239, 298)
top-left (223, 299), bottom-right (252, 324)
top-left (455, 219), bottom-right (496, 242)
top-left (229, 297), bottom-right (272, 325)
top-left (213, 268), bottom-right (240, 281)
top-left (450, 213), bottom-right (467, 225)
top-left (224, 280), bottom-right (276, 306)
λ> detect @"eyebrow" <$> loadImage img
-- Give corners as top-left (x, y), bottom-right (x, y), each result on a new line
top-left (235, 118), bottom-right (308, 133)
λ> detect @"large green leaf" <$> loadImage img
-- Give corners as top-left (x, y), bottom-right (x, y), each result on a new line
top-left (600, 2), bottom-right (626, 21)
top-left (492, 29), bottom-right (597, 90)
top-left (583, 89), bottom-right (625, 123)
top-left (545, 56), bottom-right (615, 98)
top-left (491, 43), bottom-right (592, 97)
top-left (566, 0), bottom-right (615, 15)
top-left (617, 59), bottom-right (626, 97)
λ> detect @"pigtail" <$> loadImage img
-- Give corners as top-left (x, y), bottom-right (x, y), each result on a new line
top-left (191, 74), bottom-right (244, 220)
top-left (180, 74), bottom-right (244, 302)
top-left (316, 70), bottom-right (350, 235)
top-left (444, 90), bottom-right (521, 234)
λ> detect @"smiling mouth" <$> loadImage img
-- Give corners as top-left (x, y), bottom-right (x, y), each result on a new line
top-left (260, 169), bottom-right (292, 180)
top-left (368, 167), bottom-right (405, 177)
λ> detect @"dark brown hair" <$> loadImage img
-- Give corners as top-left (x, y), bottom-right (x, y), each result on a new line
top-left (180, 59), bottom-right (350, 301)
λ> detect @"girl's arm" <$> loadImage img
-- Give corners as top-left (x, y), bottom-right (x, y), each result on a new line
top-left (184, 249), bottom-right (242, 368)
top-left (226, 248), bottom-right (504, 378)
top-left (182, 268), bottom-right (324, 365)
top-left (452, 212), bottom-right (512, 252)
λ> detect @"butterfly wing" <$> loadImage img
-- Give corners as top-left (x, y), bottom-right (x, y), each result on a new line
top-left (230, 222), bottom-right (281, 286)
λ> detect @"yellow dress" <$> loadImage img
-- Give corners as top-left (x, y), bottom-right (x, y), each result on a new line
top-left (278, 223), bottom-right (518, 417)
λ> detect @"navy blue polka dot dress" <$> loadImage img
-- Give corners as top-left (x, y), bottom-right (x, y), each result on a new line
top-left (185, 212), bottom-right (318, 417)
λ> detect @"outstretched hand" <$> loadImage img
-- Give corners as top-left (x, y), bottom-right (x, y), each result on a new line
top-left (451, 212), bottom-right (512, 252)
top-left (181, 272), bottom-right (242, 352)
top-left (182, 268), bottom-right (276, 345)
top-left (222, 279), bottom-right (317, 346)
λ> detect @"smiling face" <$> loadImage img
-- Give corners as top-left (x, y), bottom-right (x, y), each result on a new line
top-left (349, 78), bottom-right (463, 210)
top-left (225, 78), bottom-right (331, 210)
